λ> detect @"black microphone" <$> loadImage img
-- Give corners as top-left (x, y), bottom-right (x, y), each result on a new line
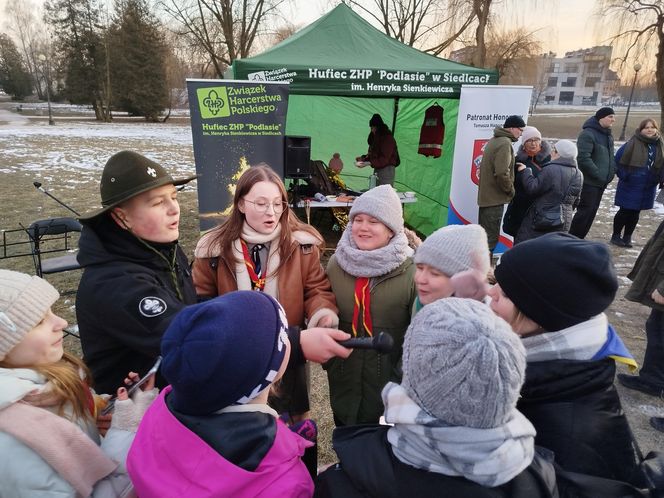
top-left (339, 332), bottom-right (394, 354)
top-left (33, 181), bottom-right (81, 216)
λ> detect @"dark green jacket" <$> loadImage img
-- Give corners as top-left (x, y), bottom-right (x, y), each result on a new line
top-left (625, 219), bottom-right (664, 311)
top-left (477, 127), bottom-right (517, 207)
top-left (577, 117), bottom-right (616, 188)
top-left (324, 256), bottom-right (416, 425)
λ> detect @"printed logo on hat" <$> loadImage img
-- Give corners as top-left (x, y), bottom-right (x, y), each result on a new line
top-left (138, 297), bottom-right (167, 317)
top-left (197, 87), bottom-right (230, 119)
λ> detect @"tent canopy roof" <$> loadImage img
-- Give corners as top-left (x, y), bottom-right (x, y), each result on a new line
top-left (232, 4), bottom-right (497, 98)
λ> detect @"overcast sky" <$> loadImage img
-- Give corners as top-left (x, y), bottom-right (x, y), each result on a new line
top-left (0, 0), bottom-right (605, 58)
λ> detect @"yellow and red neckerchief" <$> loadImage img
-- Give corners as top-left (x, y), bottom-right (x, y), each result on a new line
top-left (240, 240), bottom-right (266, 291)
top-left (351, 277), bottom-right (373, 337)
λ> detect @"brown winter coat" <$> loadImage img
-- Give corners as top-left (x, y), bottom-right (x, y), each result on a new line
top-left (625, 220), bottom-right (664, 311)
top-left (192, 230), bottom-right (338, 328)
top-left (478, 127), bottom-right (518, 207)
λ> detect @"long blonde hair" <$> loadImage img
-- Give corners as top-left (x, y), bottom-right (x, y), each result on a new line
top-left (0, 352), bottom-right (94, 421)
top-left (208, 164), bottom-right (323, 274)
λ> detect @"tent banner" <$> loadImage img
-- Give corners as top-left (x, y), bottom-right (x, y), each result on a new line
top-left (187, 79), bottom-right (289, 231)
top-left (447, 85), bottom-right (532, 252)
top-left (238, 66), bottom-right (492, 99)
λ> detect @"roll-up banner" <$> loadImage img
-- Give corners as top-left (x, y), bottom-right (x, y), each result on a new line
top-left (186, 79), bottom-right (290, 231)
top-left (447, 85), bottom-right (532, 253)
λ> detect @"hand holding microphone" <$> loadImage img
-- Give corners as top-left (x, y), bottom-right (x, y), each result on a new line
top-left (338, 332), bottom-right (394, 354)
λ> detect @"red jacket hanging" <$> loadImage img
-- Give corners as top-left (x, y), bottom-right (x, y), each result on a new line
top-left (418, 104), bottom-right (445, 158)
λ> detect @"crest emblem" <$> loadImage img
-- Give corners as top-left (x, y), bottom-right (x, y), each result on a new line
top-left (139, 297), bottom-right (167, 317)
top-left (146, 167), bottom-right (157, 178)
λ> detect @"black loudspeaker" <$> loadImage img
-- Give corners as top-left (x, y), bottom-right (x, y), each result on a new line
top-left (284, 135), bottom-right (312, 179)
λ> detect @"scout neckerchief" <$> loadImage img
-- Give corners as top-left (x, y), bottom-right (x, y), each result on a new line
top-left (351, 277), bottom-right (373, 337)
top-left (240, 240), bottom-right (266, 291)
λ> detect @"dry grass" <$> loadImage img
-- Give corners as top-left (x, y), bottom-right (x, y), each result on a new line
top-left (1, 101), bottom-right (663, 467)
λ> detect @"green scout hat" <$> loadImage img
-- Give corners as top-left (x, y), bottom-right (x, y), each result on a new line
top-left (80, 150), bottom-right (197, 221)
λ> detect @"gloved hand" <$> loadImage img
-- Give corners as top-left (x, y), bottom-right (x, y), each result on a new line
top-left (111, 387), bottom-right (159, 433)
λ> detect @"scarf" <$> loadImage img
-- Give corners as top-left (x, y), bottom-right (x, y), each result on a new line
top-left (233, 222), bottom-right (282, 298)
top-left (383, 382), bottom-right (535, 487)
top-left (521, 314), bottom-right (637, 371)
top-left (333, 223), bottom-right (413, 278)
top-left (620, 132), bottom-right (664, 170)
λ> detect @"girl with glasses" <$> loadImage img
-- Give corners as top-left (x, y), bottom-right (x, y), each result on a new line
top-left (192, 164), bottom-right (338, 422)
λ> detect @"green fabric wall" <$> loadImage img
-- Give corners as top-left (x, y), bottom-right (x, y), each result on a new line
top-left (285, 94), bottom-right (459, 236)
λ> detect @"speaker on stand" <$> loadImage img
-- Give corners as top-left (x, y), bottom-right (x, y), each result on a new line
top-left (284, 135), bottom-right (312, 208)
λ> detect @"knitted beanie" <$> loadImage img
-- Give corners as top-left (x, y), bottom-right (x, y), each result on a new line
top-left (414, 224), bottom-right (490, 277)
top-left (503, 115), bottom-right (526, 129)
top-left (494, 232), bottom-right (618, 332)
top-left (349, 185), bottom-right (403, 234)
top-left (329, 153), bottom-right (343, 173)
top-left (0, 270), bottom-right (60, 359)
top-left (595, 107), bottom-right (616, 120)
top-left (161, 291), bottom-right (289, 415)
top-left (401, 298), bottom-right (526, 429)
top-left (554, 139), bottom-right (577, 159)
top-left (369, 114), bottom-right (384, 127)
top-left (521, 126), bottom-right (542, 143)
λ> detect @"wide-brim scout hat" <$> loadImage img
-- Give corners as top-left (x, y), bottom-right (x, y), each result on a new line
top-left (80, 150), bottom-right (197, 221)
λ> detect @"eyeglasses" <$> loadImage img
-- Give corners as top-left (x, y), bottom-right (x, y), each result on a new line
top-left (243, 197), bottom-right (286, 214)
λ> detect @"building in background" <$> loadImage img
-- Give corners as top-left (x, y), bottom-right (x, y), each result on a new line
top-left (541, 46), bottom-right (619, 106)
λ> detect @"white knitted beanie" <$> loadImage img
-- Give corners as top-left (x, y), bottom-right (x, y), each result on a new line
top-left (414, 224), bottom-right (490, 277)
top-left (521, 126), bottom-right (542, 144)
top-left (401, 298), bottom-right (526, 428)
top-left (0, 270), bottom-right (59, 359)
top-left (349, 185), bottom-right (404, 234)
top-left (555, 139), bottom-right (578, 160)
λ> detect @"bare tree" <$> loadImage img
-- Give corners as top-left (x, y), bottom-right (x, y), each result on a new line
top-left (597, 0), bottom-right (664, 126)
top-left (4, 0), bottom-right (44, 98)
top-left (485, 27), bottom-right (542, 80)
top-left (340, 0), bottom-right (478, 55)
top-left (158, 0), bottom-right (285, 78)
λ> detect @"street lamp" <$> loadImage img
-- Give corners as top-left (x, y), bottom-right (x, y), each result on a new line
top-left (619, 62), bottom-right (642, 141)
top-left (38, 54), bottom-right (55, 126)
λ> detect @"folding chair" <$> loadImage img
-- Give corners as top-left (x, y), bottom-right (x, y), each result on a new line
top-left (27, 217), bottom-right (82, 277)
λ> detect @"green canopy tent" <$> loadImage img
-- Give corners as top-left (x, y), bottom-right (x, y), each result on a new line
top-left (231, 4), bottom-right (497, 235)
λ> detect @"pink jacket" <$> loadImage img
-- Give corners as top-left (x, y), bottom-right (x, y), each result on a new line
top-left (127, 387), bottom-right (314, 498)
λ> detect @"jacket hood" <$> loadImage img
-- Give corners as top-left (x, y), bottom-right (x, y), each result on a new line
top-left (78, 214), bottom-right (178, 268)
top-left (494, 127), bottom-right (519, 142)
top-left (516, 140), bottom-right (552, 163)
top-left (582, 117), bottom-right (612, 135)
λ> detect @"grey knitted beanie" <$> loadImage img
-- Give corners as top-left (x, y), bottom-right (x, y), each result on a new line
top-left (401, 298), bottom-right (526, 428)
top-left (349, 185), bottom-right (403, 234)
top-left (0, 270), bottom-right (60, 359)
top-left (414, 224), bottom-right (490, 277)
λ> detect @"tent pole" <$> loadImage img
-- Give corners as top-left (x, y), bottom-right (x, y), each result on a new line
top-left (392, 98), bottom-right (399, 132)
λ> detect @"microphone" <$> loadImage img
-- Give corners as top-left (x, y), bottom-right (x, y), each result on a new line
top-left (338, 332), bottom-right (394, 354)
top-left (33, 181), bottom-right (81, 216)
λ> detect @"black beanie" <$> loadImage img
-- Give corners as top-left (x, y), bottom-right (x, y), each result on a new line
top-left (494, 233), bottom-right (618, 332)
top-left (595, 107), bottom-right (615, 120)
top-left (503, 115), bottom-right (526, 129)
top-left (369, 113), bottom-right (384, 127)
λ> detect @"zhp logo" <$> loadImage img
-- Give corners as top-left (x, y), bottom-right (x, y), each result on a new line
top-left (197, 87), bottom-right (230, 119)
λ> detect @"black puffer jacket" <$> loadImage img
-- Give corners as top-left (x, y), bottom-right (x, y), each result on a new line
top-left (315, 425), bottom-right (559, 498)
top-left (517, 358), bottom-right (640, 482)
top-left (76, 215), bottom-right (197, 394)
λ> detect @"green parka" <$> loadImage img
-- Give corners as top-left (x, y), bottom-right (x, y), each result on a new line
top-left (625, 220), bottom-right (664, 311)
top-left (324, 256), bottom-right (416, 425)
top-left (477, 127), bottom-right (518, 207)
top-left (576, 117), bottom-right (616, 188)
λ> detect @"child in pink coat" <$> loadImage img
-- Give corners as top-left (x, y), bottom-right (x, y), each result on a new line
top-left (127, 291), bottom-right (314, 498)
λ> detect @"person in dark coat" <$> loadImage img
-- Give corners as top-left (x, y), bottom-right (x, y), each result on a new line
top-left (514, 140), bottom-right (583, 244)
top-left (611, 118), bottom-right (664, 247)
top-left (489, 233), bottom-right (641, 482)
top-left (356, 113), bottom-right (400, 187)
top-left (76, 151), bottom-right (198, 394)
top-left (618, 219), bottom-right (664, 429)
top-left (503, 126), bottom-right (552, 238)
top-left (569, 106), bottom-right (617, 238)
top-left (316, 298), bottom-right (561, 498)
